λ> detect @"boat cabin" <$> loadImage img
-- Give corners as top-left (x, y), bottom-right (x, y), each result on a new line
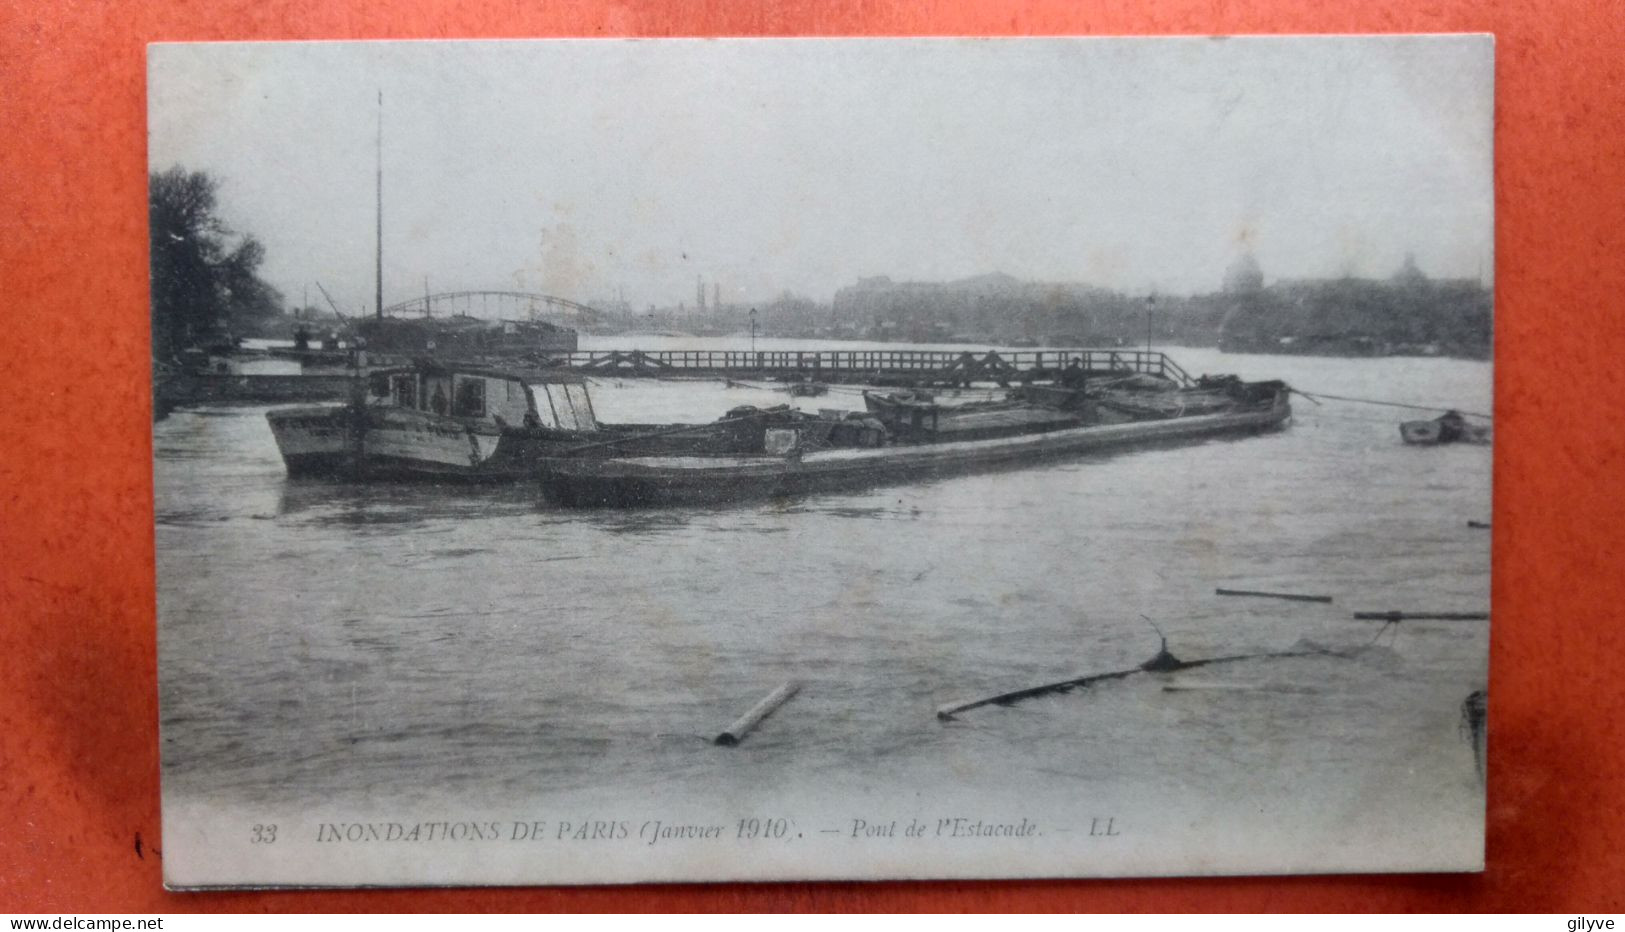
top-left (368, 364), bottom-right (598, 431)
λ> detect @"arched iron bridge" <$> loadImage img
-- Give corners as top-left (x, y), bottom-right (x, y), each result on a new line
top-left (380, 290), bottom-right (606, 324)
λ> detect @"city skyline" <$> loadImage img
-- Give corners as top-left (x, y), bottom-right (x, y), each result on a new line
top-left (149, 36), bottom-right (1493, 314)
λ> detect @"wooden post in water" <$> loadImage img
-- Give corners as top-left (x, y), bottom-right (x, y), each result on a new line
top-left (1353, 611), bottom-right (1489, 621)
top-left (1215, 588), bottom-right (1334, 603)
top-left (715, 682), bottom-right (800, 747)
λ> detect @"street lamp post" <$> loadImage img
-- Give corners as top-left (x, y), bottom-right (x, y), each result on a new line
top-left (749, 308), bottom-right (758, 359)
top-left (1145, 294), bottom-right (1157, 355)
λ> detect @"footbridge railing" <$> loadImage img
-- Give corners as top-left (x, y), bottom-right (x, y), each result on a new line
top-left (552, 348), bottom-right (1194, 386)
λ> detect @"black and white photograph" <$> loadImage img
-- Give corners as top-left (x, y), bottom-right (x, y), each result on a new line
top-left (150, 35), bottom-right (1493, 887)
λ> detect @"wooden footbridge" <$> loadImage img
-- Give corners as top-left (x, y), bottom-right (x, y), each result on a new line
top-left (161, 346), bottom-right (1195, 411)
top-left (557, 348), bottom-right (1194, 388)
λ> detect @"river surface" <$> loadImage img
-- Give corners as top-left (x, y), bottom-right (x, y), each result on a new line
top-left (154, 342), bottom-right (1491, 884)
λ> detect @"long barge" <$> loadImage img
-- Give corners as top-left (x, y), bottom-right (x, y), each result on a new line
top-left (537, 378), bottom-right (1291, 508)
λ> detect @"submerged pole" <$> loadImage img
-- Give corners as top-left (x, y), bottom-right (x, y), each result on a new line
top-left (1353, 611), bottom-right (1489, 621)
top-left (1216, 588), bottom-right (1334, 603)
top-left (715, 682), bottom-right (799, 747)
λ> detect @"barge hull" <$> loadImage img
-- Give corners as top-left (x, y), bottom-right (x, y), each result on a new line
top-left (269, 406), bottom-right (543, 482)
top-left (540, 391), bottom-right (1290, 508)
top-left (268, 407), bottom-right (750, 482)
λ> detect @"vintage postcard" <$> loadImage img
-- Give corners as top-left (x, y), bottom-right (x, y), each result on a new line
top-left (149, 36), bottom-right (1493, 887)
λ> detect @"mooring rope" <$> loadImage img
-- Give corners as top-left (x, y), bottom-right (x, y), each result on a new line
top-left (1291, 388), bottom-right (1490, 420)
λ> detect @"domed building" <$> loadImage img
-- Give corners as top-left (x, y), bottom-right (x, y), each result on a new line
top-left (1222, 253), bottom-right (1264, 294)
top-left (1215, 253), bottom-right (1287, 352)
top-left (1392, 253), bottom-right (1428, 286)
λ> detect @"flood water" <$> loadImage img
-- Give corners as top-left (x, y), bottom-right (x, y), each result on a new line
top-left (154, 342), bottom-right (1491, 882)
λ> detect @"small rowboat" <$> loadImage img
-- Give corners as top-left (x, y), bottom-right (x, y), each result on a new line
top-left (1400, 411), bottom-right (1491, 445)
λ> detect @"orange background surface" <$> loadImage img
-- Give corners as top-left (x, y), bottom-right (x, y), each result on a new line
top-left (2, 0), bottom-right (1622, 913)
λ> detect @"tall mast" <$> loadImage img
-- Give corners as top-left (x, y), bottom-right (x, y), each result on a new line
top-left (375, 91), bottom-right (384, 319)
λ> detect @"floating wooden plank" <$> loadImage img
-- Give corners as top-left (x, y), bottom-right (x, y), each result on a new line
top-left (1215, 588), bottom-right (1333, 603)
top-left (935, 640), bottom-right (1339, 721)
top-left (715, 682), bottom-right (800, 747)
top-left (936, 667), bottom-right (1141, 721)
top-left (1353, 611), bottom-right (1489, 621)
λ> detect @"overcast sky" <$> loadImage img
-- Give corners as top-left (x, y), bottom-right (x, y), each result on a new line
top-left (149, 36), bottom-right (1492, 312)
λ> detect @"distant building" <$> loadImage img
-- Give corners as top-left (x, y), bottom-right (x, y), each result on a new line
top-left (1222, 253), bottom-right (1265, 294)
top-left (831, 272), bottom-right (1129, 344)
top-left (1392, 253), bottom-right (1427, 287)
top-left (1218, 256), bottom-right (1491, 358)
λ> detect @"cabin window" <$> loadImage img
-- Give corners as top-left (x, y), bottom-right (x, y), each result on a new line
top-left (453, 376), bottom-right (486, 418)
top-left (544, 384), bottom-right (582, 430)
top-left (391, 375), bottom-right (417, 409)
top-left (564, 383), bottom-right (598, 430)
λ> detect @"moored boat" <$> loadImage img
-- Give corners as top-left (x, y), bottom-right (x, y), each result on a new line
top-left (267, 362), bottom-right (599, 480)
top-left (1400, 410), bottom-right (1491, 445)
top-left (265, 360), bottom-right (771, 481)
top-left (787, 381), bottom-right (829, 397)
top-left (538, 377), bottom-right (1291, 508)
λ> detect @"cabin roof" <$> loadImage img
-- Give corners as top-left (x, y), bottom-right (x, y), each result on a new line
top-left (374, 359), bottom-right (586, 384)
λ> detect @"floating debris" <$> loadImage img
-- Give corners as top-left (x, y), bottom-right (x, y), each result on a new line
top-left (1160, 682), bottom-right (1253, 693)
top-left (1459, 689), bottom-right (1488, 782)
top-left (1215, 587), bottom-right (1333, 603)
top-left (715, 682), bottom-right (800, 747)
top-left (935, 636), bottom-right (1341, 721)
top-left (1353, 611), bottom-right (1489, 621)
